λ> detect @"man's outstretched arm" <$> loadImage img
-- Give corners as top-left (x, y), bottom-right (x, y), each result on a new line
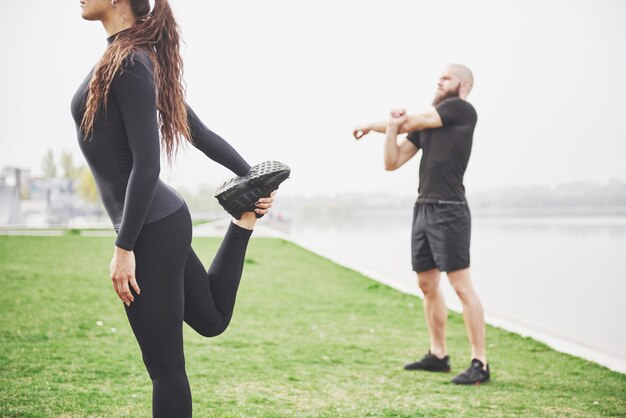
top-left (353, 107), bottom-right (443, 140)
top-left (353, 119), bottom-right (389, 139)
top-left (398, 106), bottom-right (443, 132)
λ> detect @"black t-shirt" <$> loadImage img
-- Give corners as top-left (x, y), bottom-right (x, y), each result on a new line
top-left (406, 97), bottom-right (477, 203)
top-left (71, 37), bottom-right (250, 251)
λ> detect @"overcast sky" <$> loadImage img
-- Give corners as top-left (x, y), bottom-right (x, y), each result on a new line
top-left (1, 0), bottom-right (625, 198)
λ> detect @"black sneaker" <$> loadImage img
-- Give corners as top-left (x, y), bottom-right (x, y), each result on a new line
top-left (215, 161), bottom-right (291, 219)
top-left (451, 359), bottom-right (490, 385)
top-left (404, 352), bottom-right (451, 372)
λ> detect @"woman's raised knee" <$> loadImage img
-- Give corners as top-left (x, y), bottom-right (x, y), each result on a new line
top-left (193, 318), bottom-right (231, 338)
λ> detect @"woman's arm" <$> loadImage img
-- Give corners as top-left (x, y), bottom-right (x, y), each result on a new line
top-left (107, 52), bottom-right (162, 305)
top-left (112, 53), bottom-right (161, 252)
top-left (186, 105), bottom-right (251, 177)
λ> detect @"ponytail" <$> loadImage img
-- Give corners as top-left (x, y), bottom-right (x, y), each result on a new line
top-left (81, 0), bottom-right (190, 164)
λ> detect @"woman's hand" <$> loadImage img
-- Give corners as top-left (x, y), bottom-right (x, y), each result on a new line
top-left (254, 190), bottom-right (277, 216)
top-left (110, 247), bottom-right (141, 306)
top-left (236, 190), bottom-right (278, 230)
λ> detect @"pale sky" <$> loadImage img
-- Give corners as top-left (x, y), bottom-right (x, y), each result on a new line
top-left (1, 0), bottom-right (625, 198)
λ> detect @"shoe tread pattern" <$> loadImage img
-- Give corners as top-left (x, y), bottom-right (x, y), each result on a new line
top-left (215, 161), bottom-right (290, 219)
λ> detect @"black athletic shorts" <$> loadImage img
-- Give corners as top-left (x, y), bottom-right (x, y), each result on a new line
top-left (411, 202), bottom-right (471, 273)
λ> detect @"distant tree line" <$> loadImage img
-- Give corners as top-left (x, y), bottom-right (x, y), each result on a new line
top-left (468, 180), bottom-right (626, 208)
top-left (40, 148), bottom-right (98, 203)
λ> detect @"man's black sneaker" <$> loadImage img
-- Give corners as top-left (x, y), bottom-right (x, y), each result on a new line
top-left (215, 161), bottom-right (291, 219)
top-left (404, 352), bottom-right (451, 372)
top-left (451, 359), bottom-right (490, 385)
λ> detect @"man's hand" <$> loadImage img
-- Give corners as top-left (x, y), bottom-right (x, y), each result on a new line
top-left (391, 108), bottom-right (406, 118)
top-left (388, 111), bottom-right (408, 131)
top-left (353, 126), bottom-right (370, 140)
top-left (110, 247), bottom-right (140, 307)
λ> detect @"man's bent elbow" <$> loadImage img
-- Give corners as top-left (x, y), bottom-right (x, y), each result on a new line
top-left (384, 162), bottom-right (398, 171)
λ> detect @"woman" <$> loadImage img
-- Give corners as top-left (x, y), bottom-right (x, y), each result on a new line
top-left (71, 0), bottom-right (289, 416)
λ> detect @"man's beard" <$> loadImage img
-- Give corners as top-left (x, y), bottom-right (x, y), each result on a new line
top-left (432, 84), bottom-right (461, 106)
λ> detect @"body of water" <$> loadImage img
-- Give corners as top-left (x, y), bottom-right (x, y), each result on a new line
top-left (280, 211), bottom-right (626, 373)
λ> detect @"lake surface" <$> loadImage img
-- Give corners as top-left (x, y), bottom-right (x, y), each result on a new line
top-left (279, 211), bottom-right (626, 372)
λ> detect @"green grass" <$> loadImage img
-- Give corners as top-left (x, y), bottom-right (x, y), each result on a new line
top-left (0, 235), bottom-right (624, 417)
top-left (191, 218), bottom-right (214, 227)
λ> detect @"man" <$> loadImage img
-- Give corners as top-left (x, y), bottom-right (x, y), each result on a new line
top-left (353, 64), bottom-right (489, 385)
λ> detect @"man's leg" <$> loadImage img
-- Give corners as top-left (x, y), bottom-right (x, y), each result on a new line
top-left (417, 268), bottom-right (448, 359)
top-left (408, 203), bottom-right (450, 371)
top-left (447, 267), bottom-right (486, 365)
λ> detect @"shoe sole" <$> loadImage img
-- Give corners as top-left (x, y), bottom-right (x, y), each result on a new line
top-left (451, 377), bottom-right (490, 385)
top-left (404, 367), bottom-right (451, 373)
top-left (215, 161), bottom-right (290, 219)
top-left (215, 161), bottom-right (290, 201)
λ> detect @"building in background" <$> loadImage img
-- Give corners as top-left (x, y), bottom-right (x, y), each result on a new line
top-left (0, 167), bottom-right (29, 225)
top-left (0, 166), bottom-right (107, 227)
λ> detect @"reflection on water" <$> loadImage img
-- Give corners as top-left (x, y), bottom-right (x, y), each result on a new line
top-left (281, 212), bottom-right (626, 364)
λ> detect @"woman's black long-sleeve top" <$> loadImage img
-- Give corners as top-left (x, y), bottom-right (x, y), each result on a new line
top-left (71, 36), bottom-right (250, 251)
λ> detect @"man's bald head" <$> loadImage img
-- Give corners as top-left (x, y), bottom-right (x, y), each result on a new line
top-left (447, 64), bottom-right (474, 95)
top-left (432, 64), bottom-right (474, 105)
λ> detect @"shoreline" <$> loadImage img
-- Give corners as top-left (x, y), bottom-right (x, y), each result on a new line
top-left (192, 220), bottom-right (626, 375)
top-left (277, 231), bottom-right (626, 375)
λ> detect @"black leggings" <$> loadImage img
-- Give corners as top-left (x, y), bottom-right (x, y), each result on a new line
top-left (124, 203), bottom-right (252, 417)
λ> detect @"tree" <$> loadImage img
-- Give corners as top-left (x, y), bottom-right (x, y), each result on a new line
top-left (77, 165), bottom-right (99, 203)
top-left (60, 151), bottom-right (77, 180)
top-left (41, 149), bottom-right (57, 178)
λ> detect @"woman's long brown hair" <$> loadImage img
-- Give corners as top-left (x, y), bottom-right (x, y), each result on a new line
top-left (80, 0), bottom-right (190, 163)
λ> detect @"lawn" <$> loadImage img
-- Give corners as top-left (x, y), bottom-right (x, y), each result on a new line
top-left (0, 235), bottom-right (624, 417)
